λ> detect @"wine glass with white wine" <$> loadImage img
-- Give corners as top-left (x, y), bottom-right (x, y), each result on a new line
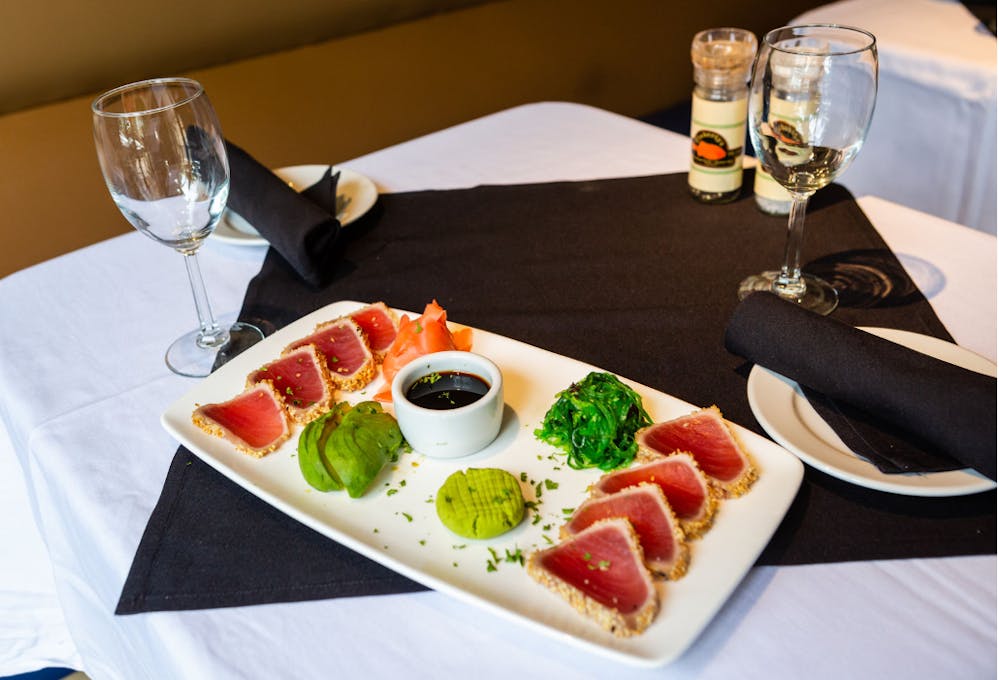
top-left (738, 25), bottom-right (878, 315)
top-left (92, 77), bottom-right (263, 376)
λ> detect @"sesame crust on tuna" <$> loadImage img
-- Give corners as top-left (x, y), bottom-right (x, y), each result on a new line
top-left (527, 519), bottom-right (659, 638)
top-left (712, 406), bottom-right (759, 498)
top-left (653, 489), bottom-right (690, 581)
top-left (680, 485), bottom-right (721, 539)
top-left (701, 406), bottom-right (758, 498)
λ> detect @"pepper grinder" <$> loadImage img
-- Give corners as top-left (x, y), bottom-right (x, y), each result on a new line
top-left (688, 28), bottom-right (757, 204)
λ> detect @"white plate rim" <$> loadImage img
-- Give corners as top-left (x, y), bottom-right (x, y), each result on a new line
top-left (211, 165), bottom-right (378, 246)
top-left (162, 300), bottom-right (804, 667)
top-left (747, 326), bottom-right (997, 497)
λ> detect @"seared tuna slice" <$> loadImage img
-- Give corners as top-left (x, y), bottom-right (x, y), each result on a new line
top-left (527, 518), bottom-right (658, 637)
top-left (563, 484), bottom-right (689, 580)
top-left (246, 344), bottom-right (335, 424)
top-left (192, 381), bottom-right (291, 457)
top-left (349, 302), bottom-right (399, 359)
top-left (593, 451), bottom-right (718, 538)
top-left (636, 407), bottom-right (757, 497)
top-left (286, 317), bottom-right (375, 391)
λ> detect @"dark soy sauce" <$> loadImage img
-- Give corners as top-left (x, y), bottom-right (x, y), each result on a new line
top-left (406, 371), bottom-right (490, 410)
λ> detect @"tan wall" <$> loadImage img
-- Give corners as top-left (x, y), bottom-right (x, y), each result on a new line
top-left (0, 0), bottom-right (492, 114)
top-left (0, 0), bottom-right (823, 278)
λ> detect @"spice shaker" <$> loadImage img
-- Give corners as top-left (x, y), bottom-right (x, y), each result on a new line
top-left (688, 28), bottom-right (757, 204)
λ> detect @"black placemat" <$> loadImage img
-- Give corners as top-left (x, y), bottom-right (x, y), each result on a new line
top-left (118, 171), bottom-right (996, 614)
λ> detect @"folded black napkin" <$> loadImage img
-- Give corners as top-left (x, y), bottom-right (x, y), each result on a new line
top-left (725, 292), bottom-right (997, 480)
top-left (224, 141), bottom-right (342, 287)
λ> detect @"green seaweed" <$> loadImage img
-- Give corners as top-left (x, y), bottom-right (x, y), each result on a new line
top-left (534, 372), bottom-right (652, 471)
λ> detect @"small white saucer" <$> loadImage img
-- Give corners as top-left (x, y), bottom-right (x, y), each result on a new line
top-left (747, 326), bottom-right (997, 497)
top-left (212, 165), bottom-right (378, 246)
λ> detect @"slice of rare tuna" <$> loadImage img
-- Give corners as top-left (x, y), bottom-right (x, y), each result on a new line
top-left (349, 302), bottom-right (399, 359)
top-left (592, 451), bottom-right (719, 539)
top-left (563, 484), bottom-right (689, 580)
top-left (286, 317), bottom-right (375, 391)
top-left (246, 344), bottom-right (335, 424)
top-left (192, 381), bottom-right (292, 457)
top-left (636, 406), bottom-right (757, 497)
top-left (527, 518), bottom-right (658, 637)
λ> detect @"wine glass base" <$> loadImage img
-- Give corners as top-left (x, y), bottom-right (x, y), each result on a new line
top-left (165, 312), bottom-right (265, 378)
top-left (738, 271), bottom-right (839, 315)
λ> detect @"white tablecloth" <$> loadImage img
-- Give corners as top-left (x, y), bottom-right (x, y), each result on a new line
top-left (0, 102), bottom-right (995, 679)
top-left (795, 0), bottom-right (998, 235)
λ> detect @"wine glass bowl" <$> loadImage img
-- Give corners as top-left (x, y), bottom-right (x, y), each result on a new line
top-left (92, 78), bottom-right (262, 376)
top-left (738, 25), bottom-right (878, 314)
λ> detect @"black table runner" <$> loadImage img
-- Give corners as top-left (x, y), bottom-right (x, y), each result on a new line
top-left (118, 171), bottom-right (996, 614)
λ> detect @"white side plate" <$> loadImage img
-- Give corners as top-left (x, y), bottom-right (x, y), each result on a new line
top-left (162, 300), bottom-right (804, 667)
top-left (748, 326), bottom-right (996, 497)
top-left (212, 166), bottom-right (378, 246)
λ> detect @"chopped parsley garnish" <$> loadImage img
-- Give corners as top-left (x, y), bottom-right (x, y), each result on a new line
top-left (415, 372), bottom-right (442, 385)
top-left (504, 547), bottom-right (524, 566)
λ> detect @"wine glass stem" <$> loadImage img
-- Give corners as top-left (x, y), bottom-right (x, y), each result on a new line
top-left (774, 192), bottom-right (811, 298)
top-left (182, 251), bottom-right (228, 349)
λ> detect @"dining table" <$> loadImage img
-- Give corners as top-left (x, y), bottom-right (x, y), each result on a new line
top-left (0, 101), bottom-right (995, 679)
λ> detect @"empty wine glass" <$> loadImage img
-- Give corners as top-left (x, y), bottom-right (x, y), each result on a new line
top-left (92, 77), bottom-right (263, 376)
top-left (738, 25), bottom-right (878, 315)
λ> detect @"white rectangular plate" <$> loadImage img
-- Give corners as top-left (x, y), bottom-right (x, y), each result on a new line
top-left (162, 300), bottom-right (804, 667)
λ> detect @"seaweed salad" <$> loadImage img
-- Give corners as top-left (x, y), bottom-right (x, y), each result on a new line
top-left (534, 372), bottom-right (652, 471)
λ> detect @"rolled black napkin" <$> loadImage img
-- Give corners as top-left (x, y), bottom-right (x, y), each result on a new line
top-left (224, 141), bottom-right (342, 287)
top-left (725, 292), bottom-right (997, 480)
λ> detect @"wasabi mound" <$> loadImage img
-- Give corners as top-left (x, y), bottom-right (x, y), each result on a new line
top-left (436, 468), bottom-right (525, 539)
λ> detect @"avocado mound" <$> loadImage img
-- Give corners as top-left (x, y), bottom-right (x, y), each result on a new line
top-left (436, 468), bottom-right (525, 539)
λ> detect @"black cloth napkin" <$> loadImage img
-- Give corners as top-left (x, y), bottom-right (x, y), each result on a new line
top-left (224, 141), bottom-right (342, 287)
top-left (118, 171), bottom-right (996, 614)
top-left (725, 293), bottom-right (997, 478)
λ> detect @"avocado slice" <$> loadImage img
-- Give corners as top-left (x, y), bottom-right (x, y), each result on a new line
top-left (322, 401), bottom-right (403, 498)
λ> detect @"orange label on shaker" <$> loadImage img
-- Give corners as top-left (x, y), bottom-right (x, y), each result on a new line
top-left (689, 95), bottom-right (747, 193)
